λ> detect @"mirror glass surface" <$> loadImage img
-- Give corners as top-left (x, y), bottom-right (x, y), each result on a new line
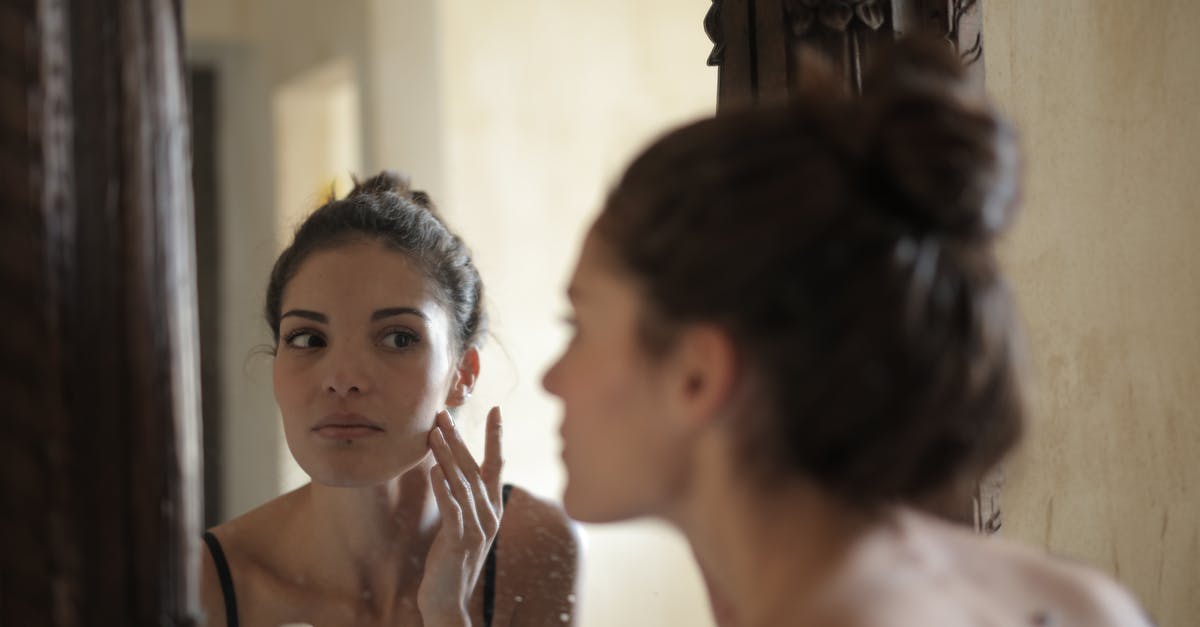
top-left (185, 2), bottom-right (717, 625)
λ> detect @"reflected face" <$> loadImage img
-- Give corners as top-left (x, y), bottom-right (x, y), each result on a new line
top-left (542, 231), bottom-right (689, 523)
top-left (273, 239), bottom-right (463, 487)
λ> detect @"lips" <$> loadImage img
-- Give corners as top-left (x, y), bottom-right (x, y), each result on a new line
top-left (313, 412), bottom-right (385, 439)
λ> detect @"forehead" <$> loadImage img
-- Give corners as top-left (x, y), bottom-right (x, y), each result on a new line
top-left (573, 230), bottom-right (615, 279)
top-left (571, 233), bottom-right (640, 310)
top-left (281, 239), bottom-right (443, 314)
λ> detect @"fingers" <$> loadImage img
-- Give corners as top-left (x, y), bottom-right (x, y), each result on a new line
top-left (436, 411), bottom-right (502, 523)
top-left (429, 464), bottom-right (464, 534)
top-left (429, 413), bottom-right (489, 542)
top-left (436, 411), bottom-right (484, 480)
top-left (481, 406), bottom-right (504, 506)
top-left (430, 424), bottom-right (479, 512)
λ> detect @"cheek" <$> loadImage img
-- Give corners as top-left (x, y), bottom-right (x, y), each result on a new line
top-left (561, 353), bottom-right (681, 521)
top-left (272, 359), bottom-right (302, 414)
top-left (272, 360), bottom-right (322, 454)
top-left (356, 357), bottom-right (452, 454)
top-left (559, 342), bottom-right (651, 441)
top-left (384, 355), bottom-right (449, 414)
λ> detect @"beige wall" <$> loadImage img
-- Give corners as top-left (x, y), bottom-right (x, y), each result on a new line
top-left (184, 0), bottom-right (244, 42)
top-left (363, 0), bottom-right (445, 196)
top-left (985, 3), bottom-right (1200, 625)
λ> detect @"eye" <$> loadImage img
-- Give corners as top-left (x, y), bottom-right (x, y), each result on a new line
top-left (283, 330), bottom-right (326, 349)
top-left (381, 329), bottom-right (419, 349)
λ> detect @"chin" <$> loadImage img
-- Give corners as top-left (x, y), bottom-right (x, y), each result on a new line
top-left (562, 480), bottom-right (645, 524)
top-left (301, 458), bottom-right (396, 488)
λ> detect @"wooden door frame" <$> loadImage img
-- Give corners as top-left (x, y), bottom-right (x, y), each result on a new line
top-left (0, 0), bottom-right (203, 623)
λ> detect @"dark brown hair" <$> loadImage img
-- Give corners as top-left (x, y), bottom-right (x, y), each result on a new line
top-left (265, 172), bottom-right (486, 353)
top-left (595, 39), bottom-right (1024, 505)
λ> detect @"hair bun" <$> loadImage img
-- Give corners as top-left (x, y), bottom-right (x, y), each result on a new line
top-left (859, 38), bottom-right (1019, 241)
top-left (349, 170), bottom-right (438, 212)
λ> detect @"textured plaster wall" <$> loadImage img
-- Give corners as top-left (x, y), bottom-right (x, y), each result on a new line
top-left (985, 3), bottom-right (1200, 625)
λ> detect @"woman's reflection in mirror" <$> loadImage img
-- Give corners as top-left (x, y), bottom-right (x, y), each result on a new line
top-left (543, 40), bottom-right (1151, 627)
top-left (201, 172), bottom-right (579, 627)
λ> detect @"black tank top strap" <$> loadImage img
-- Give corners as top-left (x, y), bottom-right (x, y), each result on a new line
top-left (202, 531), bottom-right (240, 627)
top-left (483, 483), bottom-right (514, 627)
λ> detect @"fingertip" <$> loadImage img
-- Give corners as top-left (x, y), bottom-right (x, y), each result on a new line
top-left (429, 427), bottom-right (451, 457)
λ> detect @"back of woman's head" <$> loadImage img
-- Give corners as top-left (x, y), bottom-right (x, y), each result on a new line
top-left (595, 38), bottom-right (1024, 506)
top-left (265, 172), bottom-right (486, 353)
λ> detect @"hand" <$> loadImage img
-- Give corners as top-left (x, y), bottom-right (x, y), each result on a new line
top-left (418, 407), bottom-right (504, 627)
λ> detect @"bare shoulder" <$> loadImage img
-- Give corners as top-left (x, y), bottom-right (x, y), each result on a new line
top-left (941, 521), bottom-right (1154, 627)
top-left (1008, 548), bottom-right (1154, 627)
top-left (495, 485), bottom-right (582, 626)
top-left (199, 487), bottom-right (311, 627)
top-left (501, 485), bottom-right (581, 559)
top-left (205, 488), bottom-right (303, 567)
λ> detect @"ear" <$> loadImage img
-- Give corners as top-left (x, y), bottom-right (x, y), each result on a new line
top-left (666, 324), bottom-right (739, 429)
top-left (445, 346), bottom-right (481, 407)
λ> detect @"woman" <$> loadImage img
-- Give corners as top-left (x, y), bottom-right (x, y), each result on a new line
top-left (201, 173), bottom-right (578, 627)
top-left (543, 41), bottom-right (1151, 627)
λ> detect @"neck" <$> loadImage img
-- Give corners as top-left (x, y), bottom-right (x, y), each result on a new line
top-left (665, 431), bottom-right (887, 627)
top-left (289, 456), bottom-right (442, 613)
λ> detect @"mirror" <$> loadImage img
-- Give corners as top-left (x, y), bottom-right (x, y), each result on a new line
top-left (185, 1), bottom-right (717, 625)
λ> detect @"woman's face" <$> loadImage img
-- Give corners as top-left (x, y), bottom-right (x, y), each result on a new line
top-left (543, 231), bottom-right (693, 523)
top-left (273, 239), bottom-right (470, 487)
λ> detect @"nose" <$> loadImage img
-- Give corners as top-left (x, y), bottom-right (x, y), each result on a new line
top-left (323, 345), bottom-right (370, 397)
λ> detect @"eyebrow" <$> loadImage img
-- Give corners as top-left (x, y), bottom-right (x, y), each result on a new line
top-left (279, 307), bottom-right (429, 324)
top-left (280, 309), bottom-right (327, 323)
top-left (371, 307), bottom-right (429, 322)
